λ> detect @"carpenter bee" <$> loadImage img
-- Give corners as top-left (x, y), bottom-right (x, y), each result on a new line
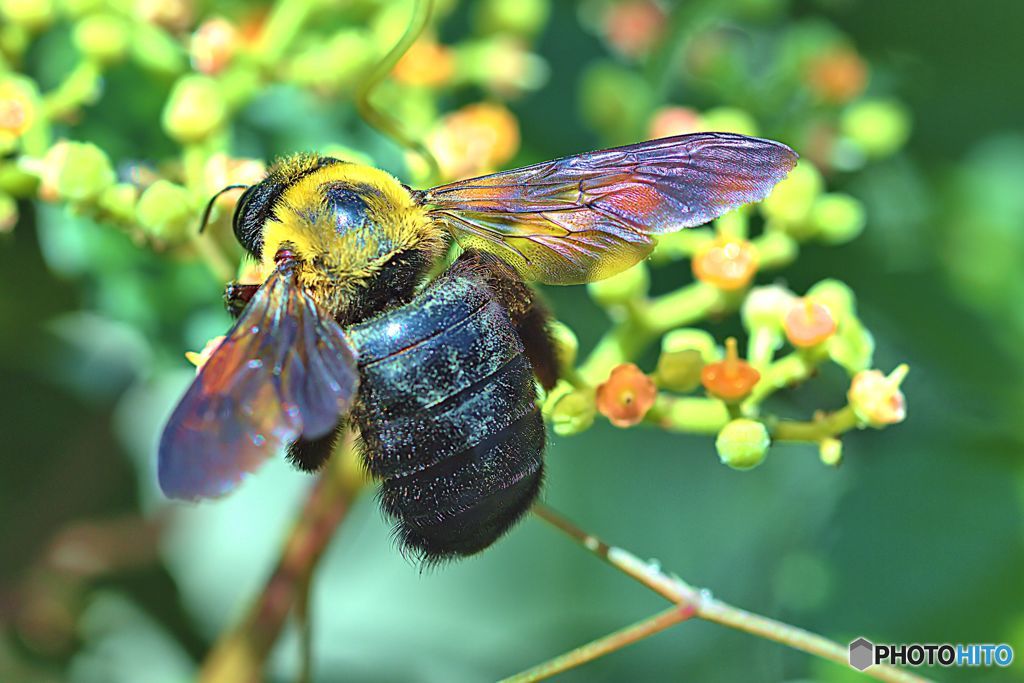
top-left (159, 133), bottom-right (797, 562)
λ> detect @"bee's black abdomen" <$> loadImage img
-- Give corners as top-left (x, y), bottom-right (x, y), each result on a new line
top-left (348, 273), bottom-right (545, 562)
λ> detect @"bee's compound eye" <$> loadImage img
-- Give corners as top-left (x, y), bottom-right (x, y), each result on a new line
top-left (323, 186), bottom-right (369, 236)
top-left (232, 181), bottom-right (283, 258)
top-left (232, 185), bottom-right (255, 225)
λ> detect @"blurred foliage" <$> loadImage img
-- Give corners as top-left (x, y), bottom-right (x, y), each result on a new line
top-left (1, 0), bottom-right (1022, 682)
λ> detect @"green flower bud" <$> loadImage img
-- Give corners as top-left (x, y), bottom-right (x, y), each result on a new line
top-left (544, 381), bottom-right (596, 436)
top-left (97, 182), bottom-right (138, 224)
top-left (53, 141), bottom-right (116, 203)
top-left (701, 107), bottom-right (759, 137)
top-left (473, 0), bottom-right (550, 36)
top-left (0, 192), bottom-right (17, 232)
top-left (162, 75), bottom-right (227, 143)
top-left (130, 22), bottom-right (187, 74)
top-left (841, 98), bottom-right (911, 159)
top-left (456, 37), bottom-right (549, 95)
top-left (760, 162), bottom-right (824, 231)
top-left (547, 320), bottom-right (578, 373)
top-left (661, 328), bottom-right (720, 363)
top-left (716, 418), bottom-right (770, 470)
top-left (136, 180), bottom-right (195, 243)
top-left (72, 13), bottom-right (130, 65)
top-left (742, 284), bottom-right (796, 332)
top-left (651, 227), bottom-right (712, 263)
top-left (57, 0), bottom-right (105, 18)
top-left (587, 262), bottom-right (649, 306)
top-left (811, 193), bottom-right (865, 244)
top-left (827, 316), bottom-right (875, 374)
top-left (287, 30), bottom-right (373, 89)
top-left (0, 23), bottom-right (31, 59)
top-left (806, 279), bottom-right (856, 320)
top-left (742, 285), bottom-right (795, 367)
top-left (1, 0), bottom-right (54, 30)
top-left (654, 348), bottom-right (703, 393)
top-left (819, 438), bottom-right (842, 466)
top-left (579, 62), bottom-right (652, 141)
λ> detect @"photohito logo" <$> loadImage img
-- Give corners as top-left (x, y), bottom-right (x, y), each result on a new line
top-left (848, 637), bottom-right (1014, 671)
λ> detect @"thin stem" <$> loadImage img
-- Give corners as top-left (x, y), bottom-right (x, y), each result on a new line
top-left (355, 0), bottom-right (441, 182)
top-left (199, 445), bottom-right (361, 683)
top-left (771, 405), bottom-right (860, 442)
top-left (499, 605), bottom-right (694, 683)
top-left (295, 571), bottom-right (313, 683)
top-left (531, 504), bottom-right (932, 683)
top-left (42, 60), bottom-right (102, 122)
top-left (578, 283), bottom-right (723, 385)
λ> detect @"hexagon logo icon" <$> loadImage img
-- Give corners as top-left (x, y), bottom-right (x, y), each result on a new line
top-left (849, 637), bottom-right (874, 671)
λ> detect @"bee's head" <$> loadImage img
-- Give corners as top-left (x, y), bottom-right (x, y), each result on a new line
top-left (231, 155), bottom-right (344, 259)
top-left (231, 154), bottom-right (445, 322)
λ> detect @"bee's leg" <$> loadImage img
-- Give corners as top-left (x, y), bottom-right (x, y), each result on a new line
top-left (287, 422), bottom-right (344, 472)
top-left (223, 282), bottom-right (259, 320)
top-left (448, 250), bottom-right (560, 390)
top-left (509, 295), bottom-right (559, 391)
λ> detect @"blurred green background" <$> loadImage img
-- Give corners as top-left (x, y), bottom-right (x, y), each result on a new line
top-left (2, 0), bottom-right (1023, 681)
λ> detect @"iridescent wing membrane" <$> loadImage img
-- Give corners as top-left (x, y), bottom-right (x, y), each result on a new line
top-left (158, 262), bottom-right (359, 500)
top-left (422, 132), bottom-right (798, 284)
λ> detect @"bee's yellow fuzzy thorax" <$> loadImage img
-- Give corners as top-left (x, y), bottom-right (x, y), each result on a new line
top-left (259, 159), bottom-right (445, 312)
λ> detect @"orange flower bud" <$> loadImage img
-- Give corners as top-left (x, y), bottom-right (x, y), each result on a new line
top-left (806, 47), bottom-right (869, 105)
top-left (204, 153), bottom-right (266, 209)
top-left (848, 365), bottom-right (908, 427)
top-left (604, 0), bottom-right (666, 58)
top-left (648, 106), bottom-right (702, 140)
top-left (185, 335), bottom-right (225, 373)
top-left (595, 363), bottom-right (657, 428)
top-left (428, 102), bottom-right (520, 181)
top-left (191, 17), bottom-right (239, 75)
top-left (692, 237), bottom-right (759, 291)
top-left (784, 299), bottom-right (838, 348)
top-left (701, 337), bottom-right (760, 402)
top-left (393, 39), bottom-right (455, 87)
top-left (0, 81), bottom-right (35, 141)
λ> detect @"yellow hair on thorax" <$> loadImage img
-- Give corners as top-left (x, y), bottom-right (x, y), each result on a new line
top-left (259, 159), bottom-right (444, 311)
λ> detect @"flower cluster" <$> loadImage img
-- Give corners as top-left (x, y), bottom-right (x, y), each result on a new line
top-left (1, 0), bottom-right (909, 479)
top-left (0, 0), bottom-right (548, 243)
top-left (534, 0), bottom-right (912, 469)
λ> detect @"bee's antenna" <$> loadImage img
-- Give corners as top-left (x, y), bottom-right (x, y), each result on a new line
top-left (198, 184), bottom-right (249, 234)
top-left (355, 0), bottom-right (442, 183)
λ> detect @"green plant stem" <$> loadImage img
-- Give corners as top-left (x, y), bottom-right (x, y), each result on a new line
top-left (753, 230), bottom-right (799, 269)
top-left (746, 347), bottom-right (827, 405)
top-left (499, 606), bottom-right (693, 683)
top-left (641, 281), bottom-right (726, 332)
top-left (355, 0), bottom-right (441, 182)
top-left (42, 60), bottom-right (101, 122)
top-left (772, 405), bottom-right (860, 442)
top-left (579, 282), bottom-right (724, 384)
top-left (255, 0), bottom-right (319, 68)
top-left (531, 504), bottom-right (931, 683)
